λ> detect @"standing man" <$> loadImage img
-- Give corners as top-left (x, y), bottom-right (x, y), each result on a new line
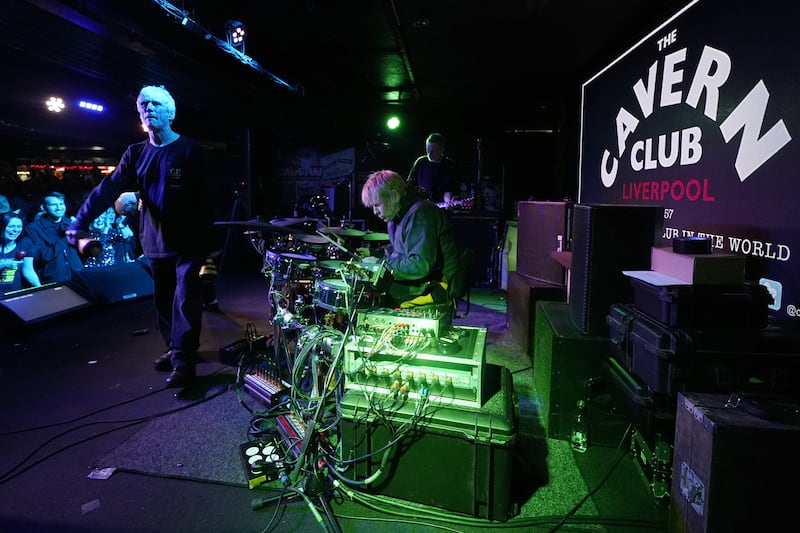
top-left (24, 191), bottom-right (84, 283)
top-left (67, 85), bottom-right (214, 389)
top-left (407, 132), bottom-right (459, 208)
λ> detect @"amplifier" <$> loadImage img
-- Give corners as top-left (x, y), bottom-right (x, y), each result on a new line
top-left (516, 201), bottom-right (569, 284)
top-left (344, 325), bottom-right (488, 409)
top-left (451, 215), bottom-right (500, 287)
top-left (506, 271), bottom-right (566, 354)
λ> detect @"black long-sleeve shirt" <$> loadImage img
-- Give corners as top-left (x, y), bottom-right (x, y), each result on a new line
top-left (70, 136), bottom-right (213, 259)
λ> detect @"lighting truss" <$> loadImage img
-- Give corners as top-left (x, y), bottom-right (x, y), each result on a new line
top-left (150, 0), bottom-right (302, 96)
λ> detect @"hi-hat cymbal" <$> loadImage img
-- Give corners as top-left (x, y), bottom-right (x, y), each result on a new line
top-left (213, 219), bottom-right (293, 232)
top-left (362, 232), bottom-right (390, 242)
top-left (320, 226), bottom-right (365, 238)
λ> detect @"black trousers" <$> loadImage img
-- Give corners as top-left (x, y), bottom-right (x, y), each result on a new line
top-left (150, 254), bottom-right (205, 368)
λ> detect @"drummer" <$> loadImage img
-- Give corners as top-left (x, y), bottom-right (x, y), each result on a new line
top-left (357, 169), bottom-right (465, 309)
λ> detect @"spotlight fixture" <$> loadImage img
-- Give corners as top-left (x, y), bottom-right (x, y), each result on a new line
top-left (225, 20), bottom-right (246, 52)
top-left (46, 96), bottom-right (65, 113)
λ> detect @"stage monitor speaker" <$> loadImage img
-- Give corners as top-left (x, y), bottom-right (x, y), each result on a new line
top-left (451, 215), bottom-right (500, 287)
top-left (0, 283), bottom-right (92, 326)
top-left (532, 301), bottom-right (611, 442)
top-left (71, 260), bottom-right (154, 304)
top-left (569, 204), bottom-right (662, 336)
top-left (516, 201), bottom-right (571, 284)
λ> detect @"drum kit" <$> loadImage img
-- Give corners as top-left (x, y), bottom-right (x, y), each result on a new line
top-left (214, 217), bottom-right (391, 332)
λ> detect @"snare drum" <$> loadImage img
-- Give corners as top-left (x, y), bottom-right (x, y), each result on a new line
top-left (313, 279), bottom-right (379, 312)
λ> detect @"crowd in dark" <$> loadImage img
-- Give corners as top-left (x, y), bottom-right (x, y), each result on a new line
top-left (0, 165), bottom-right (140, 295)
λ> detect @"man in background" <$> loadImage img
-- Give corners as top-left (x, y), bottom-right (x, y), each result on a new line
top-left (407, 132), bottom-right (459, 208)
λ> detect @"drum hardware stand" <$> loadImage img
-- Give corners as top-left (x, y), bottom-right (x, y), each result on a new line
top-left (251, 291), bottom-right (361, 533)
top-left (218, 186), bottom-right (245, 276)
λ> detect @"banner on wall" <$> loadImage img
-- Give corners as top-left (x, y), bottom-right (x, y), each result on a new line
top-left (578, 0), bottom-right (800, 325)
top-left (275, 145), bottom-right (355, 218)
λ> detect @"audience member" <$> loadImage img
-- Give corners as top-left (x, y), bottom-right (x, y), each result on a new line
top-left (82, 207), bottom-right (136, 268)
top-left (114, 191), bottom-right (143, 258)
top-left (0, 194), bottom-right (12, 215)
top-left (67, 85), bottom-right (214, 389)
top-left (407, 132), bottom-right (459, 207)
top-left (358, 169), bottom-right (467, 310)
top-left (23, 191), bottom-right (83, 283)
top-left (0, 212), bottom-right (42, 294)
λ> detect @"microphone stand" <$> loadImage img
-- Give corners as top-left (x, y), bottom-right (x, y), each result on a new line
top-left (474, 137), bottom-right (483, 211)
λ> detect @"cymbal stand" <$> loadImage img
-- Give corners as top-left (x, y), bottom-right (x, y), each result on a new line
top-left (218, 188), bottom-right (244, 276)
top-left (252, 305), bottom-right (357, 533)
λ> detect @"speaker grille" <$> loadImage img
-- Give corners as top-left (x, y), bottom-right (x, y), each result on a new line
top-left (568, 204), bottom-right (662, 336)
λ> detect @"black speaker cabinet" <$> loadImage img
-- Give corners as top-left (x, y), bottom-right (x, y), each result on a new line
top-left (451, 215), bottom-right (500, 287)
top-left (507, 271), bottom-right (566, 354)
top-left (671, 392), bottom-right (800, 533)
top-left (516, 201), bottom-right (570, 284)
top-left (532, 301), bottom-right (610, 441)
top-left (71, 261), bottom-right (154, 304)
top-left (569, 204), bottom-right (662, 336)
top-left (0, 283), bottom-right (92, 326)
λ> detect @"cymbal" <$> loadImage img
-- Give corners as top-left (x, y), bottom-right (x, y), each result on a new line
top-left (318, 260), bottom-right (345, 271)
top-left (320, 226), bottom-right (366, 237)
top-left (297, 234), bottom-right (329, 244)
top-left (269, 217), bottom-right (318, 227)
top-left (213, 219), bottom-right (293, 232)
top-left (362, 232), bottom-right (390, 242)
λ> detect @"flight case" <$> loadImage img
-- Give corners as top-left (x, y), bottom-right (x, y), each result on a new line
top-left (671, 392), bottom-right (800, 533)
top-left (337, 364), bottom-right (518, 521)
top-left (606, 303), bottom-right (800, 399)
top-left (627, 277), bottom-right (771, 331)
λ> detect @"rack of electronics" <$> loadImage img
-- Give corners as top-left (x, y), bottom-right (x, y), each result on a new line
top-left (234, 254), bottom-right (518, 523)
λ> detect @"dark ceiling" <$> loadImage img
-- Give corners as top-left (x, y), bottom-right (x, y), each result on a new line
top-left (0, 0), bottom-right (688, 163)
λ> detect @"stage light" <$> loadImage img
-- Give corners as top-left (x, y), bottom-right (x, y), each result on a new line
top-left (226, 20), bottom-right (247, 52)
top-left (46, 96), bottom-right (65, 113)
top-left (79, 100), bottom-right (105, 112)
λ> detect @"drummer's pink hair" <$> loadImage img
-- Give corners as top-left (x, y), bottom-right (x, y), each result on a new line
top-left (361, 170), bottom-right (406, 207)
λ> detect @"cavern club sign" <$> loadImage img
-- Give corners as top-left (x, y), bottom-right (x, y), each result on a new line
top-left (578, 0), bottom-right (800, 324)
